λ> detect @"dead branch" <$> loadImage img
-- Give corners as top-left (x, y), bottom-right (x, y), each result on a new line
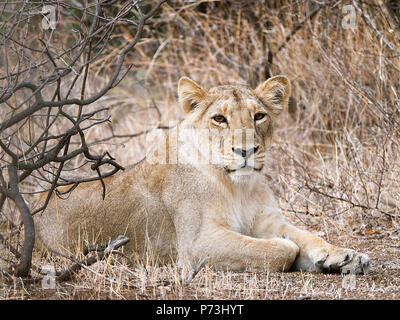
top-left (56, 235), bottom-right (130, 283)
top-left (184, 257), bottom-right (208, 285)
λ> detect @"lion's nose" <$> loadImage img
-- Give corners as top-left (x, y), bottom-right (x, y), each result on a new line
top-left (232, 146), bottom-right (259, 158)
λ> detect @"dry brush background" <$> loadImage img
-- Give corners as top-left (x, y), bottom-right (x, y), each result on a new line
top-left (1, 0), bottom-right (400, 299)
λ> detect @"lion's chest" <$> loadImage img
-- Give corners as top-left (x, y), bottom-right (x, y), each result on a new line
top-left (226, 188), bottom-right (259, 236)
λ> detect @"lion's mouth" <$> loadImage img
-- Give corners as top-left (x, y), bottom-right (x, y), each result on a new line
top-left (224, 162), bottom-right (263, 173)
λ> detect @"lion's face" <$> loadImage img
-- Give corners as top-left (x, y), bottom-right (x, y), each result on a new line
top-left (177, 76), bottom-right (291, 178)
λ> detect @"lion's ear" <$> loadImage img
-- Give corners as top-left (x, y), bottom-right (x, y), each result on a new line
top-left (178, 77), bottom-right (207, 114)
top-left (254, 75), bottom-right (291, 115)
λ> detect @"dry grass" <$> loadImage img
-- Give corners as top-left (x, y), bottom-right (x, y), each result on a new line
top-left (1, 0), bottom-right (400, 299)
top-left (1, 235), bottom-right (400, 300)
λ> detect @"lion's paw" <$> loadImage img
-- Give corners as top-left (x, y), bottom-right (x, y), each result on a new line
top-left (318, 246), bottom-right (370, 274)
top-left (292, 246), bottom-right (370, 274)
top-left (330, 249), bottom-right (370, 275)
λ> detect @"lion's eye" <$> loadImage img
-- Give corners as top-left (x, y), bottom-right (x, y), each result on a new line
top-left (254, 113), bottom-right (266, 121)
top-left (213, 115), bottom-right (227, 123)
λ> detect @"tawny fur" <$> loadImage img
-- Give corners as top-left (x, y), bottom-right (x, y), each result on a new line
top-left (35, 76), bottom-right (370, 274)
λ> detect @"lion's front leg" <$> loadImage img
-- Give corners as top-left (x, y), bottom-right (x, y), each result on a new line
top-left (252, 213), bottom-right (370, 274)
top-left (175, 221), bottom-right (299, 272)
top-left (280, 223), bottom-right (370, 274)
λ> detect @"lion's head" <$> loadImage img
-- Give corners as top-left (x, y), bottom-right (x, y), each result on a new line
top-left (175, 76), bottom-right (291, 179)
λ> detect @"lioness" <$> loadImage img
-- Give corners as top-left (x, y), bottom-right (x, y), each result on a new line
top-left (35, 76), bottom-right (370, 274)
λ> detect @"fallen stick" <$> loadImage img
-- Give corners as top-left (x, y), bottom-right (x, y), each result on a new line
top-left (185, 258), bottom-right (208, 284)
top-left (56, 235), bottom-right (130, 283)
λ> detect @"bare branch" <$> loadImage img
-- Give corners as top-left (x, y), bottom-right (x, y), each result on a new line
top-left (56, 235), bottom-right (130, 283)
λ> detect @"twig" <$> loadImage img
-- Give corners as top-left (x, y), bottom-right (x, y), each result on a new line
top-left (303, 181), bottom-right (396, 218)
top-left (185, 258), bottom-right (207, 284)
top-left (352, 0), bottom-right (400, 55)
top-left (56, 235), bottom-right (130, 283)
top-left (272, 2), bottom-right (325, 58)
